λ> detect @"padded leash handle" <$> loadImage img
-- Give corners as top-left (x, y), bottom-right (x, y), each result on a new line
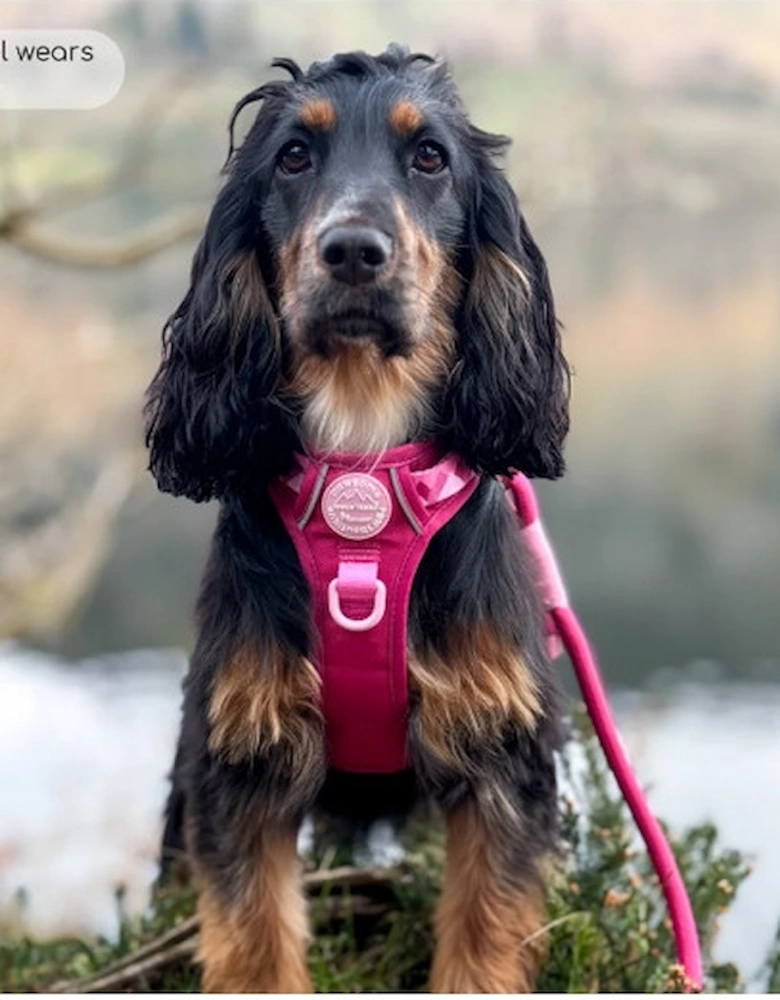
top-left (507, 472), bottom-right (703, 992)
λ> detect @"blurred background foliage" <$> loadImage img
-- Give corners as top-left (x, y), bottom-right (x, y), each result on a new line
top-left (2, 0), bottom-right (778, 686)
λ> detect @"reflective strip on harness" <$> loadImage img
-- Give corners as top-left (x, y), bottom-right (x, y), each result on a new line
top-left (269, 442), bottom-right (478, 774)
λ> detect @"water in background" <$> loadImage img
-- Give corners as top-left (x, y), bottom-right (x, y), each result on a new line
top-left (0, 645), bottom-right (183, 943)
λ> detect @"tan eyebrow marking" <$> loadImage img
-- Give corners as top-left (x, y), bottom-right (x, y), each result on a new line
top-left (299, 97), bottom-right (336, 132)
top-left (389, 99), bottom-right (424, 138)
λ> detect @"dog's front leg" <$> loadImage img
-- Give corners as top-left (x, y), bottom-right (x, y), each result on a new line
top-left (409, 619), bottom-right (560, 993)
top-left (430, 792), bottom-right (548, 993)
top-left (196, 825), bottom-right (312, 993)
top-left (183, 641), bottom-right (326, 993)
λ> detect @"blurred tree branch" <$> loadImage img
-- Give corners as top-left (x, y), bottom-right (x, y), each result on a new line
top-left (0, 68), bottom-right (206, 268)
top-left (2, 212), bottom-right (205, 269)
top-left (0, 71), bottom-right (208, 640)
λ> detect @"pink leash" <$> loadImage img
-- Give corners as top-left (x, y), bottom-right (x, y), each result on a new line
top-left (507, 472), bottom-right (703, 991)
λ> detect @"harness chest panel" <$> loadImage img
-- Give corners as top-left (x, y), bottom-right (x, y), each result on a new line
top-left (269, 442), bottom-right (478, 774)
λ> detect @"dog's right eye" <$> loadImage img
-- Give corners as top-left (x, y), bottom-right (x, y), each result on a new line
top-left (277, 140), bottom-right (313, 175)
top-left (412, 140), bottom-right (448, 175)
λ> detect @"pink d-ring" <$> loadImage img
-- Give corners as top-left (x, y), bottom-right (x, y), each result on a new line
top-left (327, 578), bottom-right (387, 632)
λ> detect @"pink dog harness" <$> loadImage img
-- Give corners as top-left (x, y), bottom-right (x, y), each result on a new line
top-left (269, 443), bottom-right (702, 989)
top-left (269, 441), bottom-right (478, 773)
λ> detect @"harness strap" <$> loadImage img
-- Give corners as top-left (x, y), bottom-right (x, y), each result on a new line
top-left (288, 452), bottom-right (474, 507)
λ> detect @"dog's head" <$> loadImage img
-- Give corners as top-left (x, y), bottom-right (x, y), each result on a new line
top-left (145, 45), bottom-right (570, 502)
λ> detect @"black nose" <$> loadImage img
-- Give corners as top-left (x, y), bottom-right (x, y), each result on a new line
top-left (318, 226), bottom-right (393, 285)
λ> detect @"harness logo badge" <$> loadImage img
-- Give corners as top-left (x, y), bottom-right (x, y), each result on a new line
top-left (321, 473), bottom-right (392, 539)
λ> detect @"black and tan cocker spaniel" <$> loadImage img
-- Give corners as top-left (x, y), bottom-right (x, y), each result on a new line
top-left (146, 44), bottom-right (570, 993)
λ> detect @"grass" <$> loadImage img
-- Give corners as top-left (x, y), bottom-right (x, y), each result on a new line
top-left (0, 710), bottom-right (764, 993)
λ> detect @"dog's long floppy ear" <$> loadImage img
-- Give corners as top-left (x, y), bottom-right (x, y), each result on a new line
top-left (144, 126), bottom-right (298, 503)
top-left (444, 142), bottom-right (570, 479)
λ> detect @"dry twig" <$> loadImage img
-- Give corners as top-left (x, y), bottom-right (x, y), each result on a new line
top-left (48, 865), bottom-right (407, 994)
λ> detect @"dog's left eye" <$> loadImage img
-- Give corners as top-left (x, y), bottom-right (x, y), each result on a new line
top-left (277, 140), bottom-right (313, 175)
top-left (412, 140), bottom-right (448, 174)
